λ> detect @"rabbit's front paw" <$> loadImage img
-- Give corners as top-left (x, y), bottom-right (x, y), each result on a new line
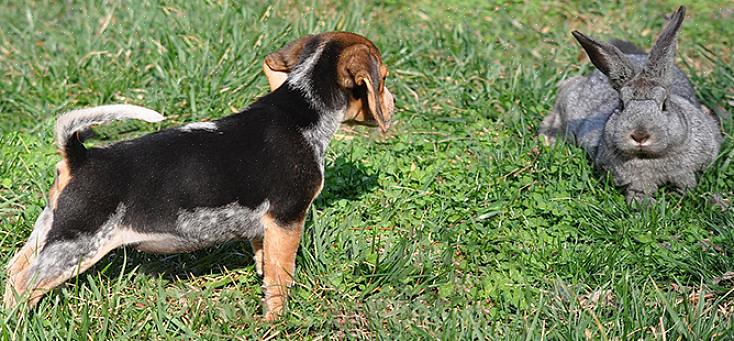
top-left (538, 133), bottom-right (557, 146)
top-left (625, 190), bottom-right (656, 206)
top-left (671, 173), bottom-right (697, 193)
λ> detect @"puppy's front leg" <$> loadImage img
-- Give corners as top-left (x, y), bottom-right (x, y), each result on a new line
top-left (260, 214), bottom-right (303, 321)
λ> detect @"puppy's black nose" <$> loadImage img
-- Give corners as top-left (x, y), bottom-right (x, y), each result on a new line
top-left (630, 130), bottom-right (650, 144)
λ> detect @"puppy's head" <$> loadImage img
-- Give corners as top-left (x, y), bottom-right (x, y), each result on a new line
top-left (263, 32), bottom-right (394, 132)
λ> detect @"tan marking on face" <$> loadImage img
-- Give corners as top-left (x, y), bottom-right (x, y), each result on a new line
top-left (260, 213), bottom-right (304, 321)
top-left (343, 85), bottom-right (394, 128)
top-left (333, 37), bottom-right (393, 132)
top-left (48, 161), bottom-right (72, 209)
top-left (352, 75), bottom-right (393, 132)
top-left (343, 94), bottom-right (368, 123)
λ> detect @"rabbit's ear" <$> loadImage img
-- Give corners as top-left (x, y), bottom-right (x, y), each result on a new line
top-left (643, 6), bottom-right (686, 82)
top-left (572, 31), bottom-right (634, 89)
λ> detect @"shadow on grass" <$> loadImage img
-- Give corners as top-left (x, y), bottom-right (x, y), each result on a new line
top-left (315, 154), bottom-right (380, 208)
top-left (75, 155), bottom-right (378, 284)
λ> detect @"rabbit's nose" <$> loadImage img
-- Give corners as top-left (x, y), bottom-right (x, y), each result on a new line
top-left (630, 130), bottom-right (650, 144)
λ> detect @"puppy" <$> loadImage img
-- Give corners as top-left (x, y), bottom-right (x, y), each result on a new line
top-left (4, 32), bottom-right (394, 321)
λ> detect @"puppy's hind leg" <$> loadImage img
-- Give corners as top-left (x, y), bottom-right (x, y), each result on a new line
top-left (4, 207), bottom-right (127, 309)
top-left (4, 207), bottom-right (54, 308)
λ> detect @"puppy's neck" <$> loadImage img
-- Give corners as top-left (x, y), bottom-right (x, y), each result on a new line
top-left (285, 41), bottom-right (349, 163)
top-left (300, 101), bottom-right (341, 166)
top-left (287, 41), bottom-right (349, 116)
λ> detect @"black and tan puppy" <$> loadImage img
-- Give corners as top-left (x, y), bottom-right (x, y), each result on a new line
top-left (4, 32), bottom-right (394, 320)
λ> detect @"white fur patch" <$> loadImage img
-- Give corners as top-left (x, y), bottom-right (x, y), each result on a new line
top-left (301, 109), bottom-right (342, 170)
top-left (117, 229), bottom-right (185, 253)
top-left (287, 43), bottom-right (326, 93)
top-left (180, 121), bottom-right (218, 132)
top-left (287, 43), bottom-right (339, 117)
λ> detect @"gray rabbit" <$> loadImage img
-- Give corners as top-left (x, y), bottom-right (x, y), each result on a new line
top-left (539, 6), bottom-right (722, 203)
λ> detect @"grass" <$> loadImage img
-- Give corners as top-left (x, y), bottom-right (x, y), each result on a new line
top-left (1, 0), bottom-right (733, 339)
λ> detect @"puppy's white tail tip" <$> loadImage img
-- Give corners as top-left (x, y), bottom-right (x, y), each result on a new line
top-left (62, 104), bottom-right (165, 123)
top-left (55, 104), bottom-right (165, 154)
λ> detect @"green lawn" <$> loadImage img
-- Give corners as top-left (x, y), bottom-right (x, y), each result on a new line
top-left (1, 0), bottom-right (733, 339)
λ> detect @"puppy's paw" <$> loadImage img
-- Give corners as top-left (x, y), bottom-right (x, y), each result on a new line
top-left (264, 311), bottom-right (280, 322)
top-left (2, 289), bottom-right (18, 310)
top-left (262, 301), bottom-right (284, 322)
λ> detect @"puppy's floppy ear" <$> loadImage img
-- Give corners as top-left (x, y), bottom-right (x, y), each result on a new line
top-left (338, 44), bottom-right (390, 132)
top-left (263, 35), bottom-right (314, 90)
top-left (572, 31), bottom-right (635, 89)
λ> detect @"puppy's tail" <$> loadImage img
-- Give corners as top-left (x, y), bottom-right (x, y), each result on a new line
top-left (55, 104), bottom-right (164, 165)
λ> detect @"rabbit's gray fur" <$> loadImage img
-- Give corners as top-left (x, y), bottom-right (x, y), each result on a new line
top-left (539, 6), bottom-right (721, 203)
